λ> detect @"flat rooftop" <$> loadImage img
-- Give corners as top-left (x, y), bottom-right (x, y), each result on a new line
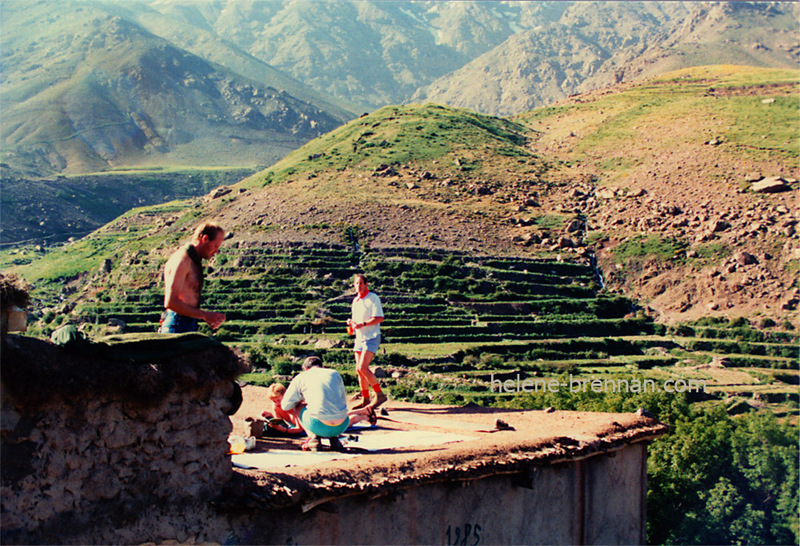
top-left (221, 386), bottom-right (668, 512)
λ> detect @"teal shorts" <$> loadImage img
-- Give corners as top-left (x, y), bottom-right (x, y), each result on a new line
top-left (299, 407), bottom-right (350, 438)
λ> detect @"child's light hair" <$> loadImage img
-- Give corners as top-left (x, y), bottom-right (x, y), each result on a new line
top-left (267, 383), bottom-right (286, 401)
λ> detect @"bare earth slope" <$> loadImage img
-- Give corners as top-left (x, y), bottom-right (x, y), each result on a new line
top-left (517, 68), bottom-right (799, 323)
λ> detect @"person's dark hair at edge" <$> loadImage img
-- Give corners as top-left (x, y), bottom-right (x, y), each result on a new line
top-left (302, 356), bottom-right (323, 370)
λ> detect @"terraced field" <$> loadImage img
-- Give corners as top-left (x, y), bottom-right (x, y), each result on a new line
top-left (63, 243), bottom-right (798, 420)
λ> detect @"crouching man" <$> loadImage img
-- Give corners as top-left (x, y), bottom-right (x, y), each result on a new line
top-left (281, 356), bottom-right (351, 451)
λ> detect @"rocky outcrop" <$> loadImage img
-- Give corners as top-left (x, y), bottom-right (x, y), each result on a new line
top-left (751, 176), bottom-right (792, 193)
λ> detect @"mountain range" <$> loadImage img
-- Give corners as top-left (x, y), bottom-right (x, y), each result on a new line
top-left (412, 1), bottom-right (799, 115)
top-left (1, 1), bottom-right (798, 177)
top-left (0, 0), bottom-right (352, 177)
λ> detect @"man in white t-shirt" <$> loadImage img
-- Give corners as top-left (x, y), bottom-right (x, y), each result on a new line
top-left (347, 274), bottom-right (387, 409)
top-left (281, 356), bottom-right (349, 451)
top-left (281, 356), bottom-right (376, 451)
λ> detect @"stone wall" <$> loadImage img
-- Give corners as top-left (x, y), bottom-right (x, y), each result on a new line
top-left (1, 333), bottom-right (248, 544)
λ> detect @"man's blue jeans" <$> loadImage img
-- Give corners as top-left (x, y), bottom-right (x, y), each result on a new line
top-left (159, 310), bottom-right (198, 333)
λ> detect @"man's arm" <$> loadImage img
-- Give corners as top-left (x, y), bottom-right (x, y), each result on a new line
top-left (354, 316), bottom-right (384, 330)
top-left (281, 378), bottom-right (305, 411)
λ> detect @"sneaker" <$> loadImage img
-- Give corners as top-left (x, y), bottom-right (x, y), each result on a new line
top-left (351, 398), bottom-right (370, 410)
top-left (371, 391), bottom-right (388, 408)
top-left (302, 438), bottom-right (322, 452)
top-left (328, 437), bottom-right (344, 452)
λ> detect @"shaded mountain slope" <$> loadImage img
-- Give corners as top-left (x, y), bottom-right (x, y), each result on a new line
top-left (0, 1), bottom-right (351, 176)
top-left (137, 0), bottom-right (569, 110)
top-left (0, 168), bottom-right (257, 245)
top-left (97, 0), bottom-right (358, 119)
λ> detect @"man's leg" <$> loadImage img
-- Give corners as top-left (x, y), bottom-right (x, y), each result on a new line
top-left (357, 350), bottom-right (387, 408)
top-left (352, 350), bottom-right (371, 409)
top-left (298, 407), bottom-right (321, 451)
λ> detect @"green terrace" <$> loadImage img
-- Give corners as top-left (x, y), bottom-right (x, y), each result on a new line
top-left (70, 242), bottom-right (614, 339)
top-left (56, 242), bottom-right (797, 415)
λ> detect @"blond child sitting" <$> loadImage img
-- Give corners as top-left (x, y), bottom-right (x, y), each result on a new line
top-left (262, 383), bottom-right (304, 435)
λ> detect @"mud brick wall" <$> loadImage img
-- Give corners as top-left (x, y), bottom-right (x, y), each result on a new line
top-left (0, 334), bottom-right (248, 545)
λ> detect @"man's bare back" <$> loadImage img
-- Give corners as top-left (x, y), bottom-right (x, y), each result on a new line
top-left (160, 222), bottom-right (226, 332)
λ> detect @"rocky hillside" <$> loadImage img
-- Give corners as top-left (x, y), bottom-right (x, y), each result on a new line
top-left (5, 66), bottom-right (798, 327)
top-left (516, 66), bottom-right (799, 322)
top-left (412, 2), bottom-right (800, 115)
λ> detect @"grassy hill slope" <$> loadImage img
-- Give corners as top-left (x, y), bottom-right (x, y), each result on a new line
top-left (3, 66), bottom-right (798, 327)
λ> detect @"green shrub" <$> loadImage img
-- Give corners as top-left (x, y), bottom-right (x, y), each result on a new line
top-left (759, 318), bottom-right (776, 329)
top-left (728, 317), bottom-right (750, 328)
top-left (389, 383), bottom-right (415, 401)
top-left (433, 392), bottom-right (466, 405)
top-left (272, 357), bottom-right (296, 375)
top-left (589, 295), bottom-right (633, 318)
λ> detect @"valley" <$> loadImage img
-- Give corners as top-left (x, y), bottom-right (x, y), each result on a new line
top-left (0, 167), bottom-right (257, 245)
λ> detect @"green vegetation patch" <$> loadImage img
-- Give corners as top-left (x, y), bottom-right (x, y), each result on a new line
top-left (517, 66), bottom-right (800, 180)
top-left (243, 103), bottom-right (533, 188)
top-left (530, 213), bottom-right (572, 231)
top-left (689, 241), bottom-right (733, 265)
top-left (613, 235), bottom-right (687, 262)
top-left (719, 95), bottom-right (799, 159)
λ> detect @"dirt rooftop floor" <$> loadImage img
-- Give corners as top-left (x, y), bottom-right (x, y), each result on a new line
top-left (220, 386), bottom-right (669, 511)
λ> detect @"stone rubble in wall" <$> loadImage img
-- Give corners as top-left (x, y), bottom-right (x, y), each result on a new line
top-left (1, 387), bottom-right (234, 540)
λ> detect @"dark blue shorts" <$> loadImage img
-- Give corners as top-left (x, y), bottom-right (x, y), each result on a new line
top-left (159, 310), bottom-right (198, 333)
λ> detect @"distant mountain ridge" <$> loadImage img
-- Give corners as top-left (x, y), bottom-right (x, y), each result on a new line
top-left (412, 1), bottom-right (800, 115)
top-left (0, 0), bottom-right (353, 177)
top-left (1, 0), bottom-right (798, 178)
top-left (133, 1), bottom-right (798, 116)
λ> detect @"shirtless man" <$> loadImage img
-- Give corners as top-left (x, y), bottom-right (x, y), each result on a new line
top-left (159, 221), bottom-right (226, 333)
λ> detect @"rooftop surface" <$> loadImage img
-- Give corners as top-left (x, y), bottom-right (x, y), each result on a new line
top-left (222, 386), bottom-right (668, 511)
